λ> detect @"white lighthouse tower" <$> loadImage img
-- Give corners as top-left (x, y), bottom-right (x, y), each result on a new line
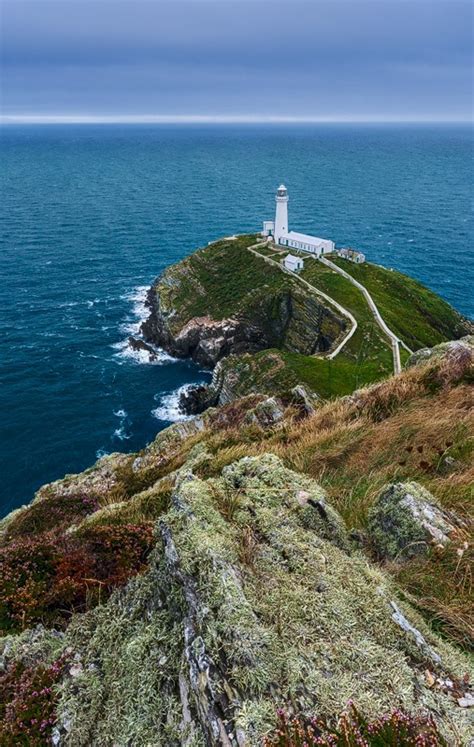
top-left (274, 184), bottom-right (289, 243)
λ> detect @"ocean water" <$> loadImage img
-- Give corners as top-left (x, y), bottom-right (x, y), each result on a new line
top-left (1, 124), bottom-right (472, 516)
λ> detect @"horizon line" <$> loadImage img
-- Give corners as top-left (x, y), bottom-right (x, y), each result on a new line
top-left (1, 114), bottom-right (471, 125)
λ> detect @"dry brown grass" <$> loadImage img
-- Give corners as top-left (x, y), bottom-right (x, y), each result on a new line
top-left (393, 536), bottom-right (474, 649)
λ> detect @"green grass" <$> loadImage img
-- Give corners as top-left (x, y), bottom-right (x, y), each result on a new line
top-left (330, 257), bottom-right (471, 349)
top-left (155, 237), bottom-right (470, 402)
top-left (280, 350), bottom-right (392, 398)
top-left (216, 347), bottom-right (394, 401)
top-left (161, 235), bottom-right (293, 327)
top-left (299, 257), bottom-right (394, 375)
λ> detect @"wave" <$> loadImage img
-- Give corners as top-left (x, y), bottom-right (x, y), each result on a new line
top-left (113, 284), bottom-right (176, 365)
top-left (151, 384), bottom-right (198, 423)
top-left (111, 338), bottom-right (176, 365)
top-left (121, 285), bottom-right (149, 323)
top-left (113, 425), bottom-right (131, 441)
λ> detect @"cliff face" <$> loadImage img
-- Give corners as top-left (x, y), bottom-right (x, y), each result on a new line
top-left (1, 338), bottom-right (473, 745)
top-left (140, 236), bottom-right (346, 366)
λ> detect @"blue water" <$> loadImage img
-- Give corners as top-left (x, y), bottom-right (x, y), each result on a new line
top-left (1, 124), bottom-right (472, 516)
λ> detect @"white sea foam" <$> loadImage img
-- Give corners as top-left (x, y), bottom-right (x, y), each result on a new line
top-left (113, 425), bottom-right (131, 441)
top-left (96, 448), bottom-right (110, 459)
top-left (151, 384), bottom-right (198, 423)
top-left (112, 338), bottom-right (175, 365)
top-left (113, 285), bottom-right (176, 365)
top-left (114, 408), bottom-right (127, 418)
top-left (121, 285), bottom-right (150, 322)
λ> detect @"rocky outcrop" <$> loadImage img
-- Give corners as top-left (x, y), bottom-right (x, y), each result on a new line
top-left (140, 237), bottom-right (346, 367)
top-left (127, 335), bottom-right (161, 361)
top-left (141, 305), bottom-right (269, 367)
top-left (290, 384), bottom-right (320, 415)
top-left (178, 353), bottom-right (322, 417)
top-left (142, 288), bottom-right (345, 368)
top-left (243, 397), bottom-right (285, 428)
top-left (31, 455), bottom-right (473, 745)
top-left (407, 335), bottom-right (474, 369)
top-left (368, 481), bottom-right (461, 560)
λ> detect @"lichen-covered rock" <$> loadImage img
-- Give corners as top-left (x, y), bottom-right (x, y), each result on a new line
top-left (221, 453), bottom-right (350, 550)
top-left (244, 397), bottom-right (285, 428)
top-left (368, 481), bottom-right (459, 560)
top-left (49, 453), bottom-right (472, 745)
top-left (34, 452), bottom-right (133, 503)
top-left (290, 384), bottom-right (320, 415)
top-left (407, 335), bottom-right (474, 368)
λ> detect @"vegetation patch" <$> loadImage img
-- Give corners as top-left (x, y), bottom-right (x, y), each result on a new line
top-left (0, 522), bottom-right (154, 633)
top-left (0, 652), bottom-right (70, 746)
top-left (263, 704), bottom-right (447, 746)
top-left (330, 256), bottom-right (472, 350)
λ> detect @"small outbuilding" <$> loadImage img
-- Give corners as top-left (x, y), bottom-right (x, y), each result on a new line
top-left (337, 248), bottom-right (366, 264)
top-left (283, 254), bottom-right (304, 272)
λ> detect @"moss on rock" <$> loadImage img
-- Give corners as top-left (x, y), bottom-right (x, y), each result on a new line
top-left (368, 481), bottom-right (459, 561)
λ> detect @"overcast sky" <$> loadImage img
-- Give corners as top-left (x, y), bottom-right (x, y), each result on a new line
top-left (1, 0), bottom-right (472, 122)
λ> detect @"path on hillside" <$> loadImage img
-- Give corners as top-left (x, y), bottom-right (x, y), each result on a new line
top-left (320, 256), bottom-right (413, 374)
top-left (248, 241), bottom-right (358, 360)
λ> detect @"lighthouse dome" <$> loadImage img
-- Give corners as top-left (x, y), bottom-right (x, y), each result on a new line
top-left (276, 184), bottom-right (288, 197)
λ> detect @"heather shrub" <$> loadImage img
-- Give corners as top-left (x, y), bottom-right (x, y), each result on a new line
top-left (264, 704), bottom-right (447, 746)
top-left (0, 523), bottom-right (154, 633)
top-left (0, 653), bottom-right (69, 745)
top-left (4, 493), bottom-right (99, 540)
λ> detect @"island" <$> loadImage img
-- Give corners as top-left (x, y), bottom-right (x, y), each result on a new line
top-left (139, 222), bottom-right (470, 411)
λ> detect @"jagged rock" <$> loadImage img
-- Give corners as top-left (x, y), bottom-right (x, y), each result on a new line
top-left (127, 336), bottom-right (159, 360)
top-left (179, 383), bottom-right (218, 415)
top-left (368, 481), bottom-right (459, 560)
top-left (290, 384), bottom-right (320, 415)
top-left (244, 397), bottom-right (285, 428)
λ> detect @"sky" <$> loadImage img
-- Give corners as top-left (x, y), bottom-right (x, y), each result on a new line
top-left (1, 0), bottom-right (472, 122)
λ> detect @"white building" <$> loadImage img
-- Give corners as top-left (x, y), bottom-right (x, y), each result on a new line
top-left (283, 254), bottom-right (304, 272)
top-left (337, 248), bottom-right (366, 264)
top-left (262, 185), bottom-right (335, 256)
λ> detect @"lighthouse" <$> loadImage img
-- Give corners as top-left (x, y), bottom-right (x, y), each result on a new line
top-left (274, 184), bottom-right (289, 243)
top-left (262, 185), bottom-right (336, 256)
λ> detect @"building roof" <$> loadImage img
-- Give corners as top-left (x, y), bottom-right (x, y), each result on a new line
top-left (284, 254), bottom-right (302, 263)
top-left (283, 231), bottom-right (329, 246)
top-left (339, 247), bottom-right (365, 256)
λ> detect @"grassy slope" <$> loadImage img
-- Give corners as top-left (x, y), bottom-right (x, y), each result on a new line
top-left (1, 345), bottom-right (472, 744)
top-left (3, 348), bottom-right (470, 649)
top-left (160, 235), bottom-right (290, 330)
top-left (330, 256), bottom-right (471, 349)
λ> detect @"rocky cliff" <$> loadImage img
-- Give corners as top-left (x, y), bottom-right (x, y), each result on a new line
top-left (140, 236), bottom-right (346, 367)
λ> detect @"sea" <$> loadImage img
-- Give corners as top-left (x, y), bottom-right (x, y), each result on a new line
top-left (1, 124), bottom-right (472, 516)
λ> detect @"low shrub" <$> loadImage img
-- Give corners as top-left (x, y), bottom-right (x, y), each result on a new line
top-left (0, 523), bottom-right (154, 633)
top-left (4, 493), bottom-right (99, 539)
top-left (0, 653), bottom-right (69, 746)
top-left (263, 704), bottom-right (446, 746)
